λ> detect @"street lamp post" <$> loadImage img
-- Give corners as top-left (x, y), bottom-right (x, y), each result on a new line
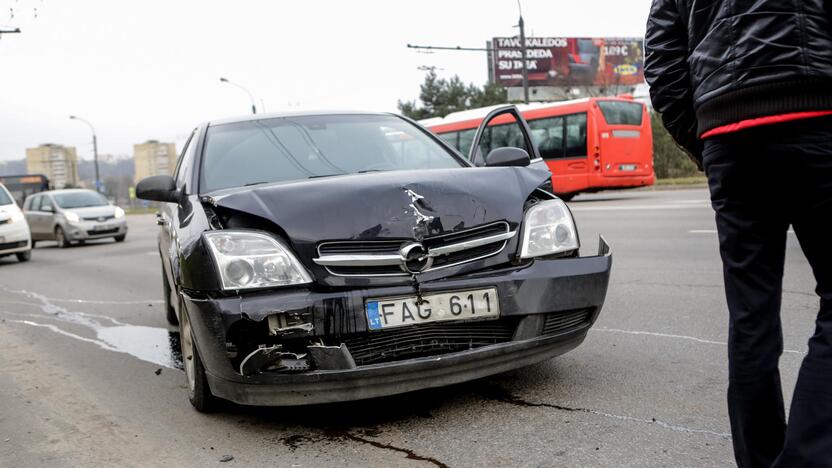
top-left (69, 115), bottom-right (101, 192)
top-left (219, 77), bottom-right (257, 114)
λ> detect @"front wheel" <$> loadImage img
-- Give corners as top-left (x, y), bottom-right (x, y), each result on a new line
top-left (16, 250), bottom-right (31, 262)
top-left (180, 303), bottom-right (219, 412)
top-left (55, 226), bottom-right (69, 248)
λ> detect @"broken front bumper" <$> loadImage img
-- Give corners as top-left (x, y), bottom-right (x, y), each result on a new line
top-left (182, 237), bottom-right (612, 406)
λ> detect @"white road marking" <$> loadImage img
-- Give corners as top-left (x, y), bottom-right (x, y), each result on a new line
top-left (592, 327), bottom-right (806, 355)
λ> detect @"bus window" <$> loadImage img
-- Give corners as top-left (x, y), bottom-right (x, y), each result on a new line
top-left (597, 101), bottom-right (643, 126)
top-left (458, 128), bottom-right (477, 155)
top-left (565, 113), bottom-right (588, 157)
top-left (437, 131), bottom-right (458, 150)
top-left (529, 116), bottom-right (564, 159)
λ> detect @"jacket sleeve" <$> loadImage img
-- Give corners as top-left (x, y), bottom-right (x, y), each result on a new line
top-left (644, 0), bottom-right (703, 169)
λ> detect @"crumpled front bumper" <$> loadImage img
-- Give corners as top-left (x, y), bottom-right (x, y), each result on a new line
top-left (182, 237), bottom-right (612, 406)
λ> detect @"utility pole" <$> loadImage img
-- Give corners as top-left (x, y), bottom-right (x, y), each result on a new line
top-left (219, 77), bottom-right (258, 114)
top-left (517, 3), bottom-right (530, 104)
top-left (69, 116), bottom-right (101, 193)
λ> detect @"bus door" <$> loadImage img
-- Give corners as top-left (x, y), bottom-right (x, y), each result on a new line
top-left (596, 101), bottom-right (651, 177)
top-left (527, 113), bottom-right (589, 195)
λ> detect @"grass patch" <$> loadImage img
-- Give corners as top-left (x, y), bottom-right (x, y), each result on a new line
top-left (655, 176), bottom-right (708, 186)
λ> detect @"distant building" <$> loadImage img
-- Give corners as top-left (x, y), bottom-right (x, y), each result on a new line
top-left (25, 144), bottom-right (80, 189)
top-left (133, 140), bottom-right (177, 184)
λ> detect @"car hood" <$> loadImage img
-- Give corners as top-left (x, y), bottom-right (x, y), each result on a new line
top-left (210, 166), bottom-right (551, 243)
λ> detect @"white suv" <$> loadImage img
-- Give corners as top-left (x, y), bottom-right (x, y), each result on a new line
top-left (0, 183), bottom-right (32, 262)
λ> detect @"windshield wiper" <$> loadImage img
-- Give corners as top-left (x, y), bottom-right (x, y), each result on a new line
top-left (243, 181), bottom-right (270, 187)
top-left (358, 169), bottom-right (384, 173)
top-left (308, 174), bottom-right (340, 179)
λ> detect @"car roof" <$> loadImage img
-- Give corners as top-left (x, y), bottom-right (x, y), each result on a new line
top-left (206, 110), bottom-right (397, 127)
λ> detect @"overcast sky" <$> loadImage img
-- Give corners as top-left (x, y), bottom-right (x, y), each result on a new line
top-left (0, 0), bottom-right (652, 162)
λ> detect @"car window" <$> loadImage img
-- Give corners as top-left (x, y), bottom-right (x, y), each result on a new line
top-left (200, 114), bottom-right (463, 192)
top-left (0, 186), bottom-right (12, 206)
top-left (473, 115), bottom-right (533, 163)
top-left (175, 129), bottom-right (197, 192)
top-left (53, 191), bottom-right (108, 209)
top-left (25, 195), bottom-right (39, 211)
top-left (40, 196), bottom-right (54, 212)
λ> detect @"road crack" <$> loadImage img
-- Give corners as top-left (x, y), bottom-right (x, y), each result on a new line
top-left (280, 430), bottom-right (448, 467)
top-left (479, 386), bottom-right (731, 440)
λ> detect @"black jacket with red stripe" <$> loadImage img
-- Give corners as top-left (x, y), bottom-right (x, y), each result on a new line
top-left (644, 0), bottom-right (832, 164)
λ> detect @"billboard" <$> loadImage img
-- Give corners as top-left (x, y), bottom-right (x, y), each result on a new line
top-left (492, 37), bottom-right (644, 88)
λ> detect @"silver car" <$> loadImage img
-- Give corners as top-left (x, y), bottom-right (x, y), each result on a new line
top-left (23, 189), bottom-right (128, 248)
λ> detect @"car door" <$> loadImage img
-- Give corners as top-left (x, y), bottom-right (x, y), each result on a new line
top-left (159, 129), bottom-right (197, 295)
top-left (23, 195), bottom-right (42, 238)
top-left (39, 196), bottom-right (58, 239)
top-left (466, 106), bottom-right (552, 183)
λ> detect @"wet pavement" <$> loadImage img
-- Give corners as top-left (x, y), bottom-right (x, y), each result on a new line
top-left (0, 188), bottom-right (820, 467)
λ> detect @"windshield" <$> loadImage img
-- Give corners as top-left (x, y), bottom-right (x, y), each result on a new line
top-left (201, 114), bottom-right (464, 192)
top-left (598, 101), bottom-right (643, 126)
top-left (0, 186), bottom-right (12, 206)
top-left (53, 191), bottom-right (109, 209)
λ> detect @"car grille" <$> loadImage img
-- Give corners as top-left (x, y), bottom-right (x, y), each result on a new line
top-left (83, 215), bottom-right (114, 222)
top-left (341, 317), bottom-right (519, 366)
top-left (340, 309), bottom-right (594, 366)
top-left (0, 240), bottom-right (27, 250)
top-left (86, 228), bottom-right (119, 236)
top-left (316, 221), bottom-right (513, 277)
top-left (541, 308), bottom-right (593, 336)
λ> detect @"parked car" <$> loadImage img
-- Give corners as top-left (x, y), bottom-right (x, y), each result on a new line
top-left (0, 182), bottom-right (32, 262)
top-left (138, 107), bottom-right (612, 411)
top-left (23, 189), bottom-right (127, 248)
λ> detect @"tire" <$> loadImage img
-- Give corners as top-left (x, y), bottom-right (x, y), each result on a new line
top-left (16, 250), bottom-right (31, 262)
top-left (114, 234), bottom-right (126, 242)
top-left (55, 226), bottom-right (70, 248)
top-left (179, 302), bottom-right (219, 412)
top-left (559, 193), bottom-right (575, 202)
top-left (163, 270), bottom-right (179, 326)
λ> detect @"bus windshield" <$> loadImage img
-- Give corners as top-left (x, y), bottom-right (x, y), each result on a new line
top-left (597, 101), bottom-right (643, 126)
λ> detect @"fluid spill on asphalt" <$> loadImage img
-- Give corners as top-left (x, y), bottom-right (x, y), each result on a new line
top-left (0, 288), bottom-right (183, 370)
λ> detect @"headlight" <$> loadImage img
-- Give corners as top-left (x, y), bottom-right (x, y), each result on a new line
top-left (113, 207), bottom-right (125, 219)
top-left (204, 231), bottom-right (313, 290)
top-left (519, 199), bottom-right (579, 258)
top-left (64, 211), bottom-right (80, 223)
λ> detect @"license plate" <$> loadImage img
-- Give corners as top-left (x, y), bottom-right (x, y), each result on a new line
top-left (366, 288), bottom-right (499, 330)
top-left (619, 164), bottom-right (638, 171)
top-left (92, 224), bottom-right (109, 231)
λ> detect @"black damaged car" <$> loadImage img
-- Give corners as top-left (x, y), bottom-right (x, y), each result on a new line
top-left (137, 106), bottom-right (612, 411)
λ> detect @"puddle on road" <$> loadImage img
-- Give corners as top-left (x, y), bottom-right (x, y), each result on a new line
top-left (0, 288), bottom-right (184, 370)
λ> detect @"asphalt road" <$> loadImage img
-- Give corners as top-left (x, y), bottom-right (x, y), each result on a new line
top-left (0, 187), bottom-right (819, 467)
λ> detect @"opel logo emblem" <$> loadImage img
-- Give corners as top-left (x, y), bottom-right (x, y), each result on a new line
top-left (399, 242), bottom-right (433, 274)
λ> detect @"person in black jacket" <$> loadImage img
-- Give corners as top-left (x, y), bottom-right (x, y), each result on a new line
top-left (645, 1), bottom-right (832, 467)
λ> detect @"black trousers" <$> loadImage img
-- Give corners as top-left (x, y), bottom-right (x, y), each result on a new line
top-left (702, 116), bottom-right (832, 468)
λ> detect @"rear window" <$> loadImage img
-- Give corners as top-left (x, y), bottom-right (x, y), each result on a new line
top-left (598, 101), bottom-right (643, 126)
top-left (0, 186), bottom-right (12, 205)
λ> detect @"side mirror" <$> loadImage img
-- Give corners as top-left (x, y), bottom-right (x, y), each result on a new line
top-left (484, 147), bottom-right (530, 167)
top-left (136, 175), bottom-right (180, 203)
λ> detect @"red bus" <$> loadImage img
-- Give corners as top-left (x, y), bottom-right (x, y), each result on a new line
top-left (421, 97), bottom-right (654, 200)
